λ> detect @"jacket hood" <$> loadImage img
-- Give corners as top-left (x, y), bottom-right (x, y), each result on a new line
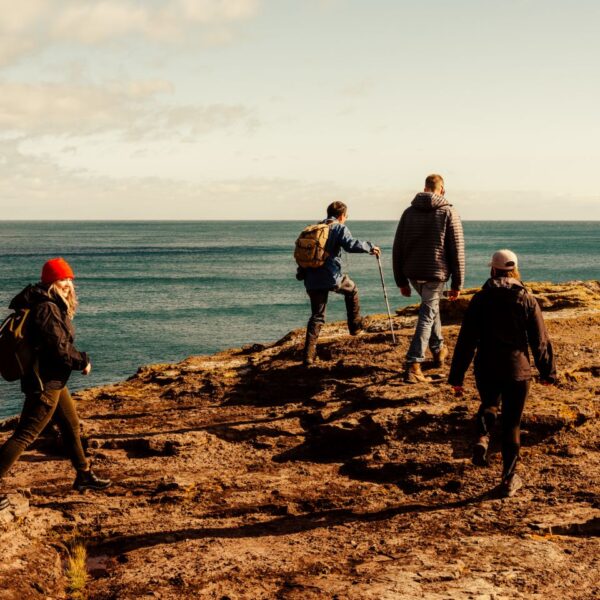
top-left (9, 283), bottom-right (55, 311)
top-left (482, 276), bottom-right (525, 291)
top-left (411, 192), bottom-right (450, 211)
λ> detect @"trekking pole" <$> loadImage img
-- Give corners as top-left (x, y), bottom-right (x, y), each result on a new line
top-left (375, 253), bottom-right (396, 344)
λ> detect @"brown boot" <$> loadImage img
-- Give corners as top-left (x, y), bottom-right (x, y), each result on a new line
top-left (303, 324), bottom-right (321, 366)
top-left (403, 362), bottom-right (431, 384)
top-left (432, 346), bottom-right (449, 368)
top-left (349, 317), bottom-right (365, 336)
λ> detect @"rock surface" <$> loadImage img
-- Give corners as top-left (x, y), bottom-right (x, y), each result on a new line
top-left (1, 281), bottom-right (599, 599)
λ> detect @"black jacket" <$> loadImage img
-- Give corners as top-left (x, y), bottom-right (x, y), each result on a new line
top-left (9, 284), bottom-right (88, 391)
top-left (392, 192), bottom-right (465, 290)
top-left (448, 277), bottom-right (556, 386)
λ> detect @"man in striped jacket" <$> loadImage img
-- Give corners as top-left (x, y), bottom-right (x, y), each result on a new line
top-left (392, 174), bottom-right (465, 383)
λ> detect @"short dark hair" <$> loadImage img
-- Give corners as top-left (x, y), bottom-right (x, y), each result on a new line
top-left (327, 201), bottom-right (347, 219)
top-left (425, 174), bottom-right (444, 192)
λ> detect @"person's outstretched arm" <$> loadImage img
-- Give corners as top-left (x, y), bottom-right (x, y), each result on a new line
top-left (338, 224), bottom-right (374, 254)
top-left (525, 296), bottom-right (556, 382)
top-left (448, 294), bottom-right (481, 387)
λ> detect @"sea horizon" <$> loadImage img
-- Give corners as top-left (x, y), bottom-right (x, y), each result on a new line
top-left (1, 219), bottom-right (598, 223)
top-left (1, 220), bottom-right (598, 418)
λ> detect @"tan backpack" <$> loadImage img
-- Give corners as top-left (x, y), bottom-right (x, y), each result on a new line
top-left (294, 222), bottom-right (332, 268)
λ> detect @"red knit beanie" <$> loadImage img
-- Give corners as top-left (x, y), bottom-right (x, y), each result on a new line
top-left (41, 257), bottom-right (75, 284)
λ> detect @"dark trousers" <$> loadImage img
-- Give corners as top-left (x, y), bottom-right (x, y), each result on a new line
top-left (475, 378), bottom-right (530, 477)
top-left (304, 276), bottom-right (361, 358)
top-left (0, 387), bottom-right (88, 480)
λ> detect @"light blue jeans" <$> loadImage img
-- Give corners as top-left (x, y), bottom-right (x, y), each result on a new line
top-left (406, 280), bottom-right (445, 363)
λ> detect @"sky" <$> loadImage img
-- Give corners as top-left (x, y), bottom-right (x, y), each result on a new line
top-left (0, 0), bottom-right (599, 220)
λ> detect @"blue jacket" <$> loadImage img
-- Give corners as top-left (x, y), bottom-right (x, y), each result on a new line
top-left (303, 218), bottom-right (373, 290)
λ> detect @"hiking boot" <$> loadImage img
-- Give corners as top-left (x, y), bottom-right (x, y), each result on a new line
top-left (500, 472), bottom-right (523, 498)
top-left (73, 469), bottom-right (112, 492)
top-left (472, 435), bottom-right (490, 467)
top-left (403, 362), bottom-right (431, 384)
top-left (303, 341), bottom-right (318, 367)
top-left (432, 346), bottom-right (449, 368)
top-left (349, 318), bottom-right (365, 336)
top-left (0, 494), bottom-right (9, 512)
top-left (303, 355), bottom-right (318, 367)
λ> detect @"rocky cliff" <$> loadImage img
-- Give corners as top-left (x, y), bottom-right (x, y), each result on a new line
top-left (1, 281), bottom-right (599, 600)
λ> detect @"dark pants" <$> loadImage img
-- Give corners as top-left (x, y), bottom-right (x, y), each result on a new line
top-left (0, 387), bottom-right (88, 480)
top-left (475, 379), bottom-right (530, 477)
top-left (304, 276), bottom-right (361, 359)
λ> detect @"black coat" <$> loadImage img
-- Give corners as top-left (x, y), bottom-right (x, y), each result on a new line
top-left (9, 284), bottom-right (88, 391)
top-left (448, 277), bottom-right (556, 386)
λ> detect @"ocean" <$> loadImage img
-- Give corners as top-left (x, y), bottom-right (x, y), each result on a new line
top-left (1, 221), bottom-right (598, 418)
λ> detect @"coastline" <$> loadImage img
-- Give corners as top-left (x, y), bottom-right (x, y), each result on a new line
top-left (0, 281), bottom-right (599, 599)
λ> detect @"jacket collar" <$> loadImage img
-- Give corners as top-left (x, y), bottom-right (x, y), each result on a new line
top-left (482, 277), bottom-right (525, 290)
top-left (411, 192), bottom-right (449, 211)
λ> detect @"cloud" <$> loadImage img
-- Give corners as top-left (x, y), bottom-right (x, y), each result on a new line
top-left (0, 0), bottom-right (262, 67)
top-left (52, 3), bottom-right (165, 44)
top-left (0, 81), bottom-right (256, 138)
top-left (0, 138), bottom-right (390, 219)
top-left (339, 79), bottom-right (374, 98)
top-left (157, 105), bottom-right (259, 137)
top-left (3, 138), bottom-right (598, 220)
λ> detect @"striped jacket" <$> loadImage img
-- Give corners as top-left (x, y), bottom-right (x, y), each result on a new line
top-left (392, 192), bottom-right (465, 290)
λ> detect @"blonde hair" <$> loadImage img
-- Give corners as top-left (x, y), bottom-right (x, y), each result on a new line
top-left (491, 267), bottom-right (521, 280)
top-left (49, 281), bottom-right (79, 319)
top-left (425, 174), bottom-right (444, 193)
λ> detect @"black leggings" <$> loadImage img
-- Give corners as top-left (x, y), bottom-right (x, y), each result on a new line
top-left (475, 379), bottom-right (530, 476)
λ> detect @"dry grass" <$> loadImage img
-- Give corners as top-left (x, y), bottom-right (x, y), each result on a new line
top-left (66, 539), bottom-right (88, 600)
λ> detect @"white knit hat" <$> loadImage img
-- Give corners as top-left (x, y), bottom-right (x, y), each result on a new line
top-left (490, 249), bottom-right (518, 270)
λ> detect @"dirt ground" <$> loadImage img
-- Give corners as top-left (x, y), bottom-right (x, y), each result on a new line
top-left (0, 281), bottom-right (598, 600)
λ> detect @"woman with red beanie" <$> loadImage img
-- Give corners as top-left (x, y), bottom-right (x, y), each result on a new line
top-left (0, 258), bottom-right (110, 513)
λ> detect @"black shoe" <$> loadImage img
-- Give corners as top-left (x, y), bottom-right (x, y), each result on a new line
top-left (472, 435), bottom-right (490, 467)
top-left (73, 470), bottom-right (112, 492)
top-left (0, 494), bottom-right (9, 512)
top-left (500, 472), bottom-right (523, 498)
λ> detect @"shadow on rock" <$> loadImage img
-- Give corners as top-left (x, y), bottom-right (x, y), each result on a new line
top-left (273, 415), bottom-right (386, 463)
top-left (341, 457), bottom-right (464, 494)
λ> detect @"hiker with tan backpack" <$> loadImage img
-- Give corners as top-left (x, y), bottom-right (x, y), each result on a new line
top-left (294, 201), bottom-right (380, 366)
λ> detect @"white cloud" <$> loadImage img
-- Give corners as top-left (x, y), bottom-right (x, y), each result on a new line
top-left (178, 0), bottom-right (261, 23)
top-left (339, 79), bottom-right (374, 98)
top-left (0, 0), bottom-right (262, 66)
top-left (0, 81), bottom-right (256, 138)
top-left (158, 104), bottom-right (258, 136)
top-left (51, 2), bottom-right (171, 44)
top-left (0, 0), bottom-right (47, 33)
top-left (2, 139), bottom-right (598, 220)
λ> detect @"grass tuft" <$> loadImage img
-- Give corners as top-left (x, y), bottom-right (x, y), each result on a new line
top-left (66, 539), bottom-right (88, 600)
